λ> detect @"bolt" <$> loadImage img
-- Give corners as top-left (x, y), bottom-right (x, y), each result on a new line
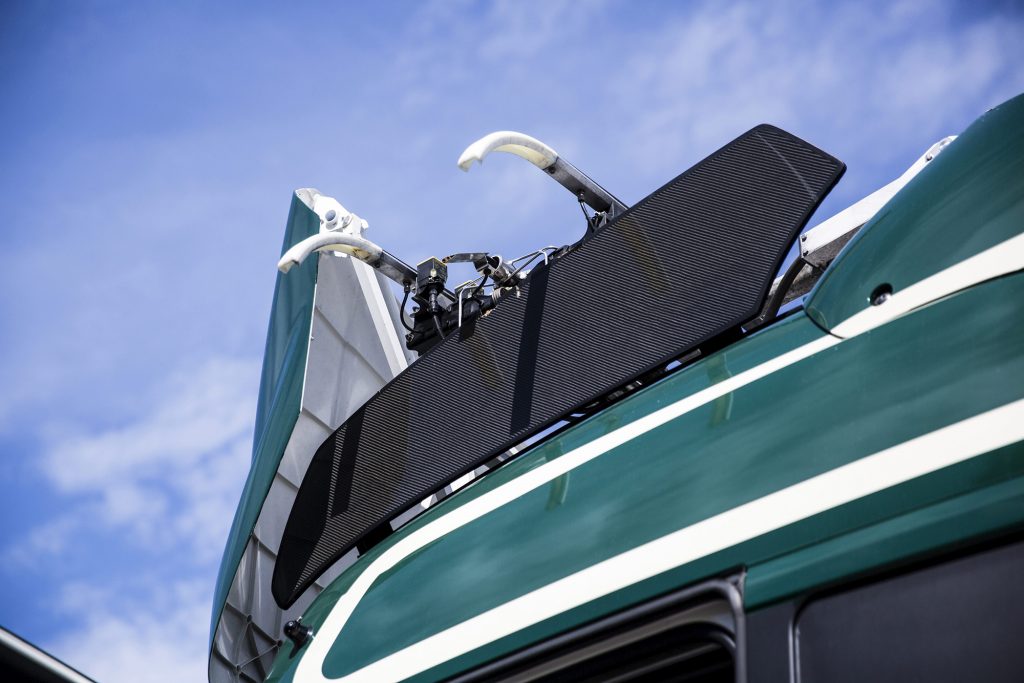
top-left (284, 620), bottom-right (313, 648)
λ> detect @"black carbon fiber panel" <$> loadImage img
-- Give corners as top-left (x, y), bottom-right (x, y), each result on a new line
top-left (272, 125), bottom-right (844, 607)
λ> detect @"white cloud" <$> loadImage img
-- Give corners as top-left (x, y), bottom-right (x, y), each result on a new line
top-left (3, 355), bottom-right (260, 681)
top-left (608, 0), bottom-right (1024, 192)
top-left (5, 354), bottom-right (257, 580)
top-left (46, 579), bottom-right (212, 683)
top-left (35, 356), bottom-right (258, 555)
top-left (2, 515), bottom-right (80, 568)
top-left (44, 357), bottom-right (256, 489)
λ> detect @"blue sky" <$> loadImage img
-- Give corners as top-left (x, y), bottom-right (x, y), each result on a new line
top-left (0, 1), bottom-right (1021, 681)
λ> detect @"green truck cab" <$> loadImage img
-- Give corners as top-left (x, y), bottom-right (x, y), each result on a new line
top-left (213, 94), bottom-right (1024, 683)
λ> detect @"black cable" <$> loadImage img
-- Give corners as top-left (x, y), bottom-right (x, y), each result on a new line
top-left (399, 286), bottom-right (415, 332)
top-left (468, 274), bottom-right (490, 303)
top-left (432, 312), bottom-right (445, 339)
top-left (578, 196), bottom-right (595, 233)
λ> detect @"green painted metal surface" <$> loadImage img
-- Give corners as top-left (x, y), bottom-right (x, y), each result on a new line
top-left (266, 271), bottom-right (1024, 682)
top-left (410, 445), bottom-right (1024, 683)
top-left (806, 93), bottom-right (1024, 330)
top-left (211, 193), bottom-right (320, 642)
top-left (744, 445), bottom-right (1024, 608)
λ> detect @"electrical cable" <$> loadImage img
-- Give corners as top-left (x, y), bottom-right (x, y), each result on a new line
top-left (467, 274), bottom-right (490, 303)
top-left (399, 287), bottom-right (415, 333)
top-left (578, 196), bottom-right (592, 231)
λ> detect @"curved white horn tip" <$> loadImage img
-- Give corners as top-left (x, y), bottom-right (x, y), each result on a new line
top-left (457, 150), bottom-right (482, 172)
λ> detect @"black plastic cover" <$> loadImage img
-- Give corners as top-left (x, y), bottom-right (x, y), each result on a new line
top-left (272, 125), bottom-right (844, 607)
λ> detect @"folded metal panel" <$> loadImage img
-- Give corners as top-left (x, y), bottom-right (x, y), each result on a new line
top-left (273, 125), bottom-right (845, 607)
top-left (209, 190), bottom-right (414, 683)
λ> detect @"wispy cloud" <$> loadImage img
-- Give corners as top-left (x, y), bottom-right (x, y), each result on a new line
top-left (2, 515), bottom-right (80, 569)
top-left (606, 0), bottom-right (1024, 204)
top-left (3, 356), bottom-right (256, 681)
top-left (36, 357), bottom-right (256, 553)
top-left (47, 578), bottom-right (212, 683)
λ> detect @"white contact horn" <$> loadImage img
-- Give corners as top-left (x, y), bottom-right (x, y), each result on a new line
top-left (457, 131), bottom-right (559, 172)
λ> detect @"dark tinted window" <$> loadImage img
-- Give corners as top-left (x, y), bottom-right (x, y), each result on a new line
top-left (797, 539), bottom-right (1024, 682)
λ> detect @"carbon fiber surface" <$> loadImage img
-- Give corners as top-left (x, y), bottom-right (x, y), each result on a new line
top-left (272, 124), bottom-right (844, 607)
